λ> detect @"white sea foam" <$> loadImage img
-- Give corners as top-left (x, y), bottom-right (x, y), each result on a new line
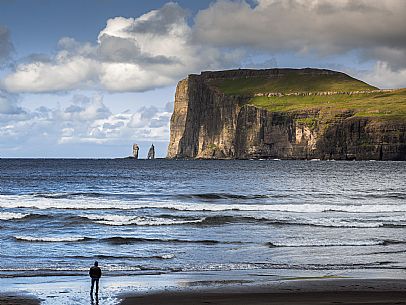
top-left (80, 214), bottom-right (204, 226)
top-left (0, 265), bottom-right (145, 272)
top-left (0, 195), bottom-right (130, 210)
top-left (14, 236), bottom-right (87, 242)
top-left (297, 218), bottom-right (384, 228)
top-left (160, 254), bottom-right (175, 259)
top-left (134, 202), bottom-right (406, 213)
top-left (268, 239), bottom-right (384, 247)
top-left (247, 214), bottom-right (401, 228)
top-left (0, 195), bottom-right (405, 214)
top-left (0, 212), bottom-right (29, 220)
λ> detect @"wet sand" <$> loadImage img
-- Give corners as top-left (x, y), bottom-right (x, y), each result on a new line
top-left (119, 278), bottom-right (406, 305)
top-left (0, 294), bottom-right (40, 305)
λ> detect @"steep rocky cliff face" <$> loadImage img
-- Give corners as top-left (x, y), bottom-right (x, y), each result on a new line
top-left (167, 69), bottom-right (406, 160)
top-left (167, 74), bottom-right (248, 159)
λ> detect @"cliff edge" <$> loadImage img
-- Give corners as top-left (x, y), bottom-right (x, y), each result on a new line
top-left (167, 68), bottom-right (406, 160)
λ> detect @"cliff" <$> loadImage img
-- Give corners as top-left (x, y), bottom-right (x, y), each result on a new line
top-left (167, 68), bottom-right (406, 160)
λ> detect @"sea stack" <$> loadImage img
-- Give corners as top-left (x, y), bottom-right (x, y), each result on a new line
top-left (147, 144), bottom-right (155, 159)
top-left (132, 144), bottom-right (139, 159)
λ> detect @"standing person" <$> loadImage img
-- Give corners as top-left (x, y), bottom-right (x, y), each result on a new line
top-left (89, 261), bottom-right (102, 295)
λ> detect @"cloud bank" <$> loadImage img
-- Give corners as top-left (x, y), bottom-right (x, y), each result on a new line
top-left (193, 0), bottom-right (406, 88)
top-left (1, 3), bottom-right (239, 93)
top-left (0, 93), bottom-right (171, 152)
top-left (195, 0), bottom-right (406, 68)
top-left (3, 0), bottom-right (404, 94)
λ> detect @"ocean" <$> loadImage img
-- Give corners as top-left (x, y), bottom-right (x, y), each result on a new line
top-left (0, 159), bottom-right (405, 303)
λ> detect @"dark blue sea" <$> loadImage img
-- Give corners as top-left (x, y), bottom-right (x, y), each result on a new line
top-left (0, 159), bottom-right (405, 304)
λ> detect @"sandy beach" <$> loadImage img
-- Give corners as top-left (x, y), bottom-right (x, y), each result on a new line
top-left (119, 278), bottom-right (406, 305)
top-left (0, 277), bottom-right (405, 304)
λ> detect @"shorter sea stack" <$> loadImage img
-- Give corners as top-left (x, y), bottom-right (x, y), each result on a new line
top-left (167, 68), bottom-right (406, 160)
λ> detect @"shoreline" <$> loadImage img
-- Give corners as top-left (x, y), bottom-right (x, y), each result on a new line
top-left (119, 278), bottom-right (406, 305)
top-left (0, 275), bottom-right (406, 304)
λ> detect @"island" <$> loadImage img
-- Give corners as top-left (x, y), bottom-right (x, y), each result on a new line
top-left (167, 68), bottom-right (406, 160)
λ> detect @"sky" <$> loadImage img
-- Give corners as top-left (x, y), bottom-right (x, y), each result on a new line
top-left (0, 0), bottom-right (405, 158)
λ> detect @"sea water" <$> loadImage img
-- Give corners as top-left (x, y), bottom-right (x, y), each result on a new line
top-left (0, 159), bottom-right (405, 303)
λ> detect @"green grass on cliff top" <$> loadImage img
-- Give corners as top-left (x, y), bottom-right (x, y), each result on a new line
top-left (249, 89), bottom-right (406, 120)
top-left (211, 73), bottom-right (377, 95)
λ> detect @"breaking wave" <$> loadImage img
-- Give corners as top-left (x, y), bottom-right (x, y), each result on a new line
top-left (0, 212), bottom-right (30, 220)
top-left (78, 214), bottom-right (204, 226)
top-left (266, 239), bottom-right (406, 248)
top-left (14, 236), bottom-right (92, 242)
top-left (102, 237), bottom-right (221, 245)
top-left (3, 212), bottom-right (405, 229)
top-left (12, 235), bottom-right (230, 245)
top-left (1, 194), bottom-right (405, 214)
top-left (176, 193), bottom-right (272, 200)
top-left (65, 254), bottom-right (175, 260)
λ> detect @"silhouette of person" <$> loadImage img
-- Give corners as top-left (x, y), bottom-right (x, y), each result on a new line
top-left (89, 261), bottom-right (102, 295)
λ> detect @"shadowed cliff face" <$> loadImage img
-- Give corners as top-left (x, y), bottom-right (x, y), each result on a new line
top-left (167, 74), bottom-right (248, 159)
top-left (167, 69), bottom-right (406, 160)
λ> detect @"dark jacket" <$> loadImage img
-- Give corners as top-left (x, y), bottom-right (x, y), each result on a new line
top-left (89, 266), bottom-right (102, 279)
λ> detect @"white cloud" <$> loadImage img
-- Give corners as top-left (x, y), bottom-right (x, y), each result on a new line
top-left (95, 2), bottom-right (242, 91)
top-left (1, 3), bottom-right (239, 93)
top-left (59, 105), bottom-right (171, 144)
top-left (194, 0), bottom-right (406, 69)
top-left (0, 94), bottom-right (171, 149)
top-left (60, 94), bottom-right (111, 121)
top-left (2, 56), bottom-right (99, 93)
top-left (99, 62), bottom-right (176, 92)
top-left (361, 61), bottom-right (406, 89)
top-left (0, 104), bottom-right (55, 149)
top-left (1, 1), bottom-right (405, 93)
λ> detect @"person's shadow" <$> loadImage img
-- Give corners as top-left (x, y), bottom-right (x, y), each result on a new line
top-left (90, 294), bottom-right (99, 305)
